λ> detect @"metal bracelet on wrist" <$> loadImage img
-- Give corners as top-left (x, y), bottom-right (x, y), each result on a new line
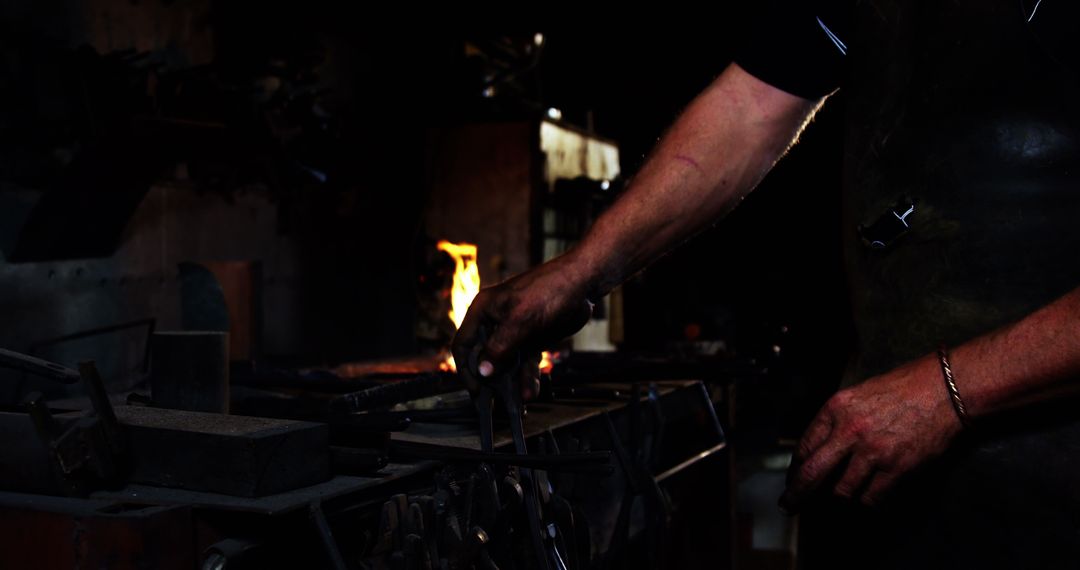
top-left (937, 345), bottom-right (971, 428)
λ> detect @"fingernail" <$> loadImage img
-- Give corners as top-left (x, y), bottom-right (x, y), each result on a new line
top-left (479, 361), bottom-right (494, 377)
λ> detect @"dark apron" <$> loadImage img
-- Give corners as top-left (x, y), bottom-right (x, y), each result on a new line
top-left (801, 1), bottom-right (1080, 567)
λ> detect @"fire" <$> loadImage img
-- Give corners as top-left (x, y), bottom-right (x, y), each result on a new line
top-left (437, 240), bottom-right (553, 374)
top-left (437, 240), bottom-right (481, 331)
top-left (438, 241), bottom-right (480, 372)
top-left (539, 350), bottom-right (557, 374)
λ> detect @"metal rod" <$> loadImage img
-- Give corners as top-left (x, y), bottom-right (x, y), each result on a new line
top-left (26, 318), bottom-right (156, 373)
top-left (654, 442), bottom-right (728, 483)
top-left (332, 373), bottom-right (461, 412)
top-left (389, 442), bottom-right (612, 473)
top-left (309, 502), bottom-right (348, 570)
top-left (77, 361), bottom-right (122, 455)
top-left (500, 384), bottom-right (551, 570)
top-left (0, 348), bottom-right (81, 384)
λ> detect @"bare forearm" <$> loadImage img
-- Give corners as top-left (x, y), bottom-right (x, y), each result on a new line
top-left (783, 285), bottom-right (1080, 509)
top-left (560, 63), bottom-right (824, 298)
top-left (951, 286), bottom-right (1080, 418)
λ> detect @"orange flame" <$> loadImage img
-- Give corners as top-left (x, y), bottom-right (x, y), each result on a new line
top-left (539, 350), bottom-right (557, 374)
top-left (437, 241), bottom-right (481, 331)
top-left (437, 240), bottom-right (552, 374)
top-left (438, 241), bottom-right (480, 372)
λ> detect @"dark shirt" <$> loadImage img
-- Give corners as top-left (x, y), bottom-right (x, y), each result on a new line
top-left (734, 0), bottom-right (851, 100)
top-left (735, 2), bottom-right (1080, 568)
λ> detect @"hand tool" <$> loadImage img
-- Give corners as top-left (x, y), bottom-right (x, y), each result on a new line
top-left (466, 328), bottom-right (551, 570)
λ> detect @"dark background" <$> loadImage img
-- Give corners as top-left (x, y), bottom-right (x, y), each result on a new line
top-left (0, 1), bottom-right (850, 419)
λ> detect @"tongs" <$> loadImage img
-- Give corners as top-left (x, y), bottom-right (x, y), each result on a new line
top-left (467, 331), bottom-right (552, 570)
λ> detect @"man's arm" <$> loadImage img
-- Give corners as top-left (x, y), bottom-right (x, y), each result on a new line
top-left (782, 286), bottom-right (1080, 510)
top-left (569, 63), bottom-right (823, 299)
top-left (451, 63), bottom-right (824, 392)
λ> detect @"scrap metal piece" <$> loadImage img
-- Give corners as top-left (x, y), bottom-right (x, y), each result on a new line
top-left (0, 347), bottom-right (81, 384)
top-left (2, 358), bottom-right (126, 496)
top-left (330, 373), bottom-right (461, 413)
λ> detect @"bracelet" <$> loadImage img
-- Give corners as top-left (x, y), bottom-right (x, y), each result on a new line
top-left (937, 345), bottom-right (971, 428)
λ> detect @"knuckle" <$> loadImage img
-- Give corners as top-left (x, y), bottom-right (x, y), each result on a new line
top-left (799, 461), bottom-right (820, 484)
top-left (846, 416), bottom-right (870, 437)
top-left (797, 431), bottom-right (823, 457)
top-left (889, 456), bottom-right (912, 473)
top-left (493, 291), bottom-right (520, 317)
top-left (860, 436), bottom-right (895, 465)
top-left (505, 304), bottom-right (530, 325)
top-left (861, 448), bottom-right (883, 467)
top-left (825, 392), bottom-right (849, 414)
top-left (486, 339), bottom-right (509, 360)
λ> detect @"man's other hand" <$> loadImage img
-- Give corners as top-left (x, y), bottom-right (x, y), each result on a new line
top-left (781, 354), bottom-right (963, 511)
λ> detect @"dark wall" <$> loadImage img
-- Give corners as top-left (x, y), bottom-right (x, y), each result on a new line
top-left (0, 0), bottom-right (446, 401)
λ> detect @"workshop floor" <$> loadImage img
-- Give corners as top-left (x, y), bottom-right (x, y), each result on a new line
top-left (736, 451), bottom-right (798, 570)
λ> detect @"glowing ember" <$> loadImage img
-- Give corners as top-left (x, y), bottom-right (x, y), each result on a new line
top-left (437, 240), bottom-right (553, 374)
top-left (539, 350), bottom-right (557, 374)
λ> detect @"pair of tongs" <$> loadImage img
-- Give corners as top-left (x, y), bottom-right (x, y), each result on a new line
top-left (467, 334), bottom-right (552, 570)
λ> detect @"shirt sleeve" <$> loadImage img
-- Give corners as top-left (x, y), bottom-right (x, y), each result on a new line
top-left (733, 0), bottom-right (851, 99)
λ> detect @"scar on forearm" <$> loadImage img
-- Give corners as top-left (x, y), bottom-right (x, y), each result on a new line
top-left (673, 154), bottom-right (705, 174)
